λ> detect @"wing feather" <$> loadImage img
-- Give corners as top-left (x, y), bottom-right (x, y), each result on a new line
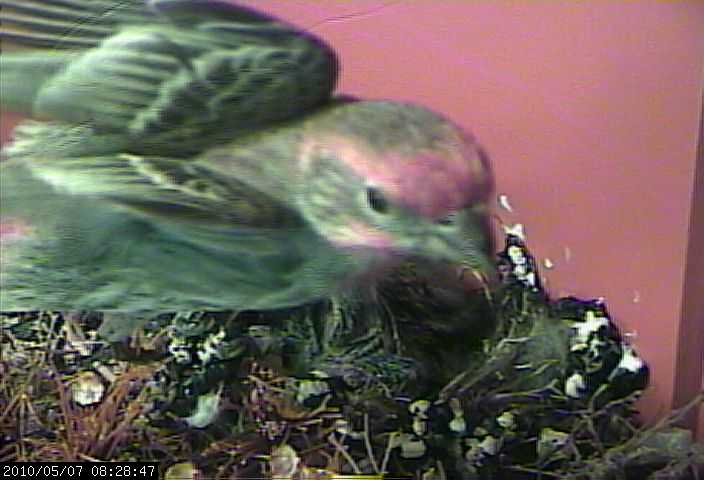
top-left (1, 1), bottom-right (332, 231)
top-left (1, 0), bottom-right (338, 155)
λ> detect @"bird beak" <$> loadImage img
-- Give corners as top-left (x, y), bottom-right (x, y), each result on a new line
top-left (406, 227), bottom-right (496, 299)
top-left (420, 228), bottom-right (495, 282)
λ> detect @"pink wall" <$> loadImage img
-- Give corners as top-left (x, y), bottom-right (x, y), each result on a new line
top-left (1, 1), bottom-right (702, 435)
top-left (678, 99), bottom-right (704, 436)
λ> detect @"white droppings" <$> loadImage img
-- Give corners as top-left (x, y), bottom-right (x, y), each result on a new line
top-left (197, 328), bottom-right (226, 364)
top-left (543, 258), bottom-right (554, 269)
top-left (449, 415), bottom-right (467, 434)
top-left (270, 444), bottom-right (300, 479)
top-left (92, 362), bottom-right (116, 384)
top-left (168, 337), bottom-right (191, 364)
top-left (507, 245), bottom-right (526, 264)
top-left (478, 435), bottom-right (501, 455)
top-left (498, 194), bottom-right (513, 212)
top-left (538, 428), bottom-right (570, 457)
top-left (421, 467), bottom-right (443, 480)
top-left (496, 411), bottom-right (516, 429)
top-left (296, 380), bottom-right (330, 404)
top-left (400, 435), bottom-right (427, 459)
top-left (514, 264), bottom-right (529, 277)
top-left (184, 384), bottom-right (223, 428)
top-left (564, 373), bottom-right (586, 398)
top-left (334, 419), bottom-right (350, 435)
top-left (587, 339), bottom-right (606, 359)
top-left (413, 417), bottom-right (428, 436)
top-left (448, 398), bottom-right (466, 433)
top-left (570, 310), bottom-right (610, 347)
top-left (449, 397), bottom-right (463, 415)
top-left (409, 399), bottom-right (431, 417)
top-left (164, 463), bottom-right (200, 480)
top-left (615, 345), bottom-right (645, 373)
top-left (503, 223), bottom-right (525, 240)
top-left (464, 435), bottom-right (501, 465)
top-left (71, 371), bottom-right (105, 406)
top-left (633, 290), bottom-right (641, 303)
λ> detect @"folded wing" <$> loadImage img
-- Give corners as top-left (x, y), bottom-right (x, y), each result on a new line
top-left (0, 0), bottom-right (338, 156)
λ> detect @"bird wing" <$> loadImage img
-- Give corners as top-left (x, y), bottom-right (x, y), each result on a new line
top-left (1, 1), bottom-right (333, 229)
top-left (0, 0), bottom-right (338, 156)
top-left (4, 120), bottom-right (303, 230)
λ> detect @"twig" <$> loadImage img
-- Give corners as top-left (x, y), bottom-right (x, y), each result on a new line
top-left (328, 433), bottom-right (361, 474)
top-left (362, 413), bottom-right (380, 473)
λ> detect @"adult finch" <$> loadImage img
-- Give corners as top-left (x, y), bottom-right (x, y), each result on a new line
top-left (0, 0), bottom-right (494, 338)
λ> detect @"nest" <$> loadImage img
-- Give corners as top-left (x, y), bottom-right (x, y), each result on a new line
top-left (1, 235), bottom-right (702, 479)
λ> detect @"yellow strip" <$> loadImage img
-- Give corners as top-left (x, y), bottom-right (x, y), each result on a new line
top-left (330, 476), bottom-right (384, 480)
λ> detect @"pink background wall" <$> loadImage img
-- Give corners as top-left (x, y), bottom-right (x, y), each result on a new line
top-left (681, 101), bottom-right (704, 437)
top-left (2, 1), bottom-right (702, 436)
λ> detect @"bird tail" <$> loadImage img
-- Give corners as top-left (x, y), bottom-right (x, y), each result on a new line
top-left (0, 52), bottom-right (73, 115)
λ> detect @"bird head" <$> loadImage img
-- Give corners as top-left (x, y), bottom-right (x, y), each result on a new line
top-left (296, 101), bottom-right (495, 278)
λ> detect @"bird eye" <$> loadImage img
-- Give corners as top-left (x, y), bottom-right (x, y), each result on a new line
top-left (366, 186), bottom-right (389, 213)
top-left (436, 212), bottom-right (457, 225)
